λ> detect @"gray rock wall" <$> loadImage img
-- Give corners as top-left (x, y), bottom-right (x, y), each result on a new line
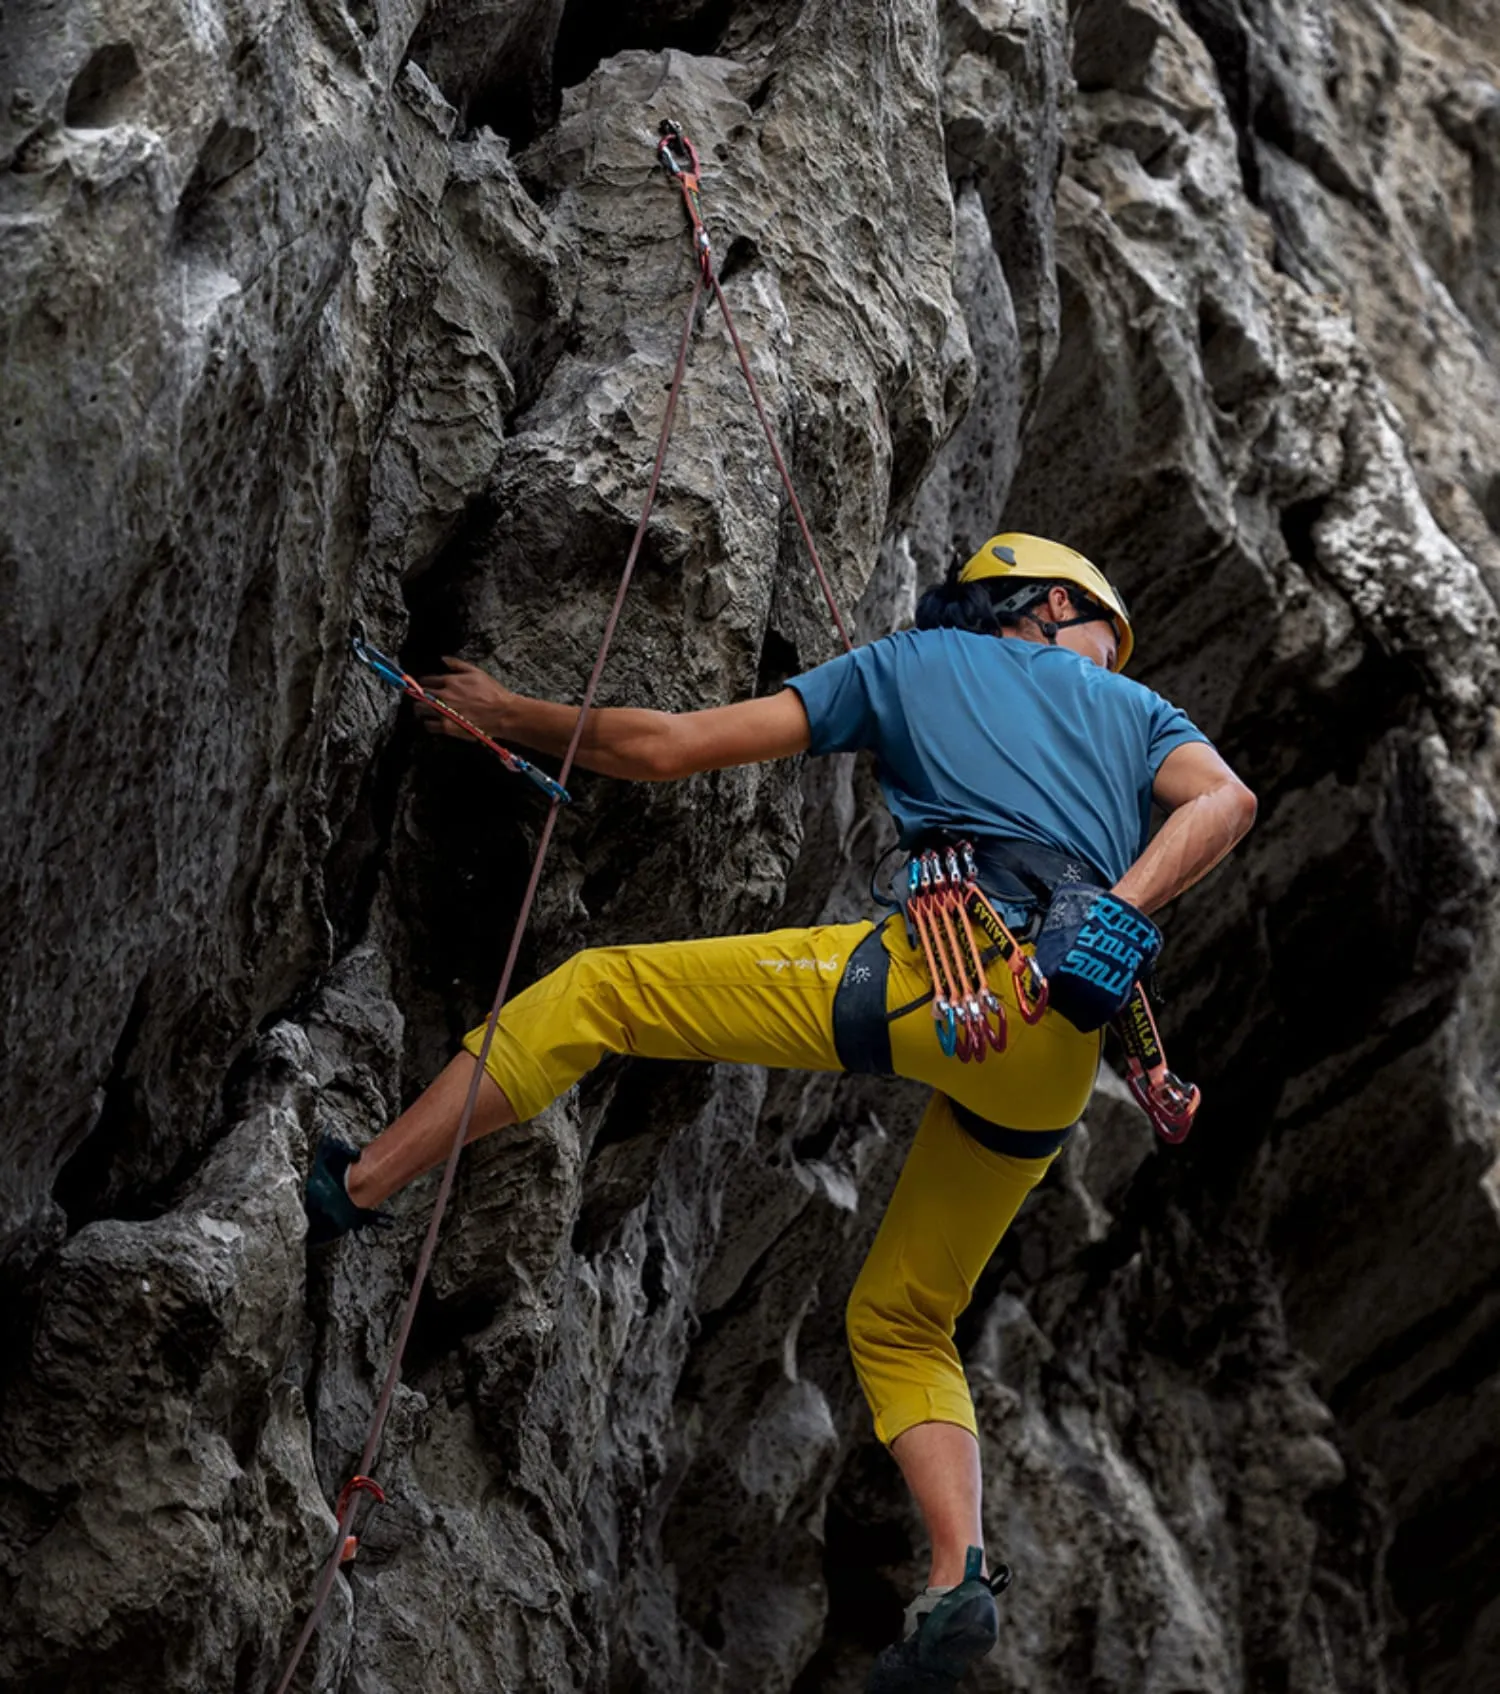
top-left (2, 0), bottom-right (1498, 1690)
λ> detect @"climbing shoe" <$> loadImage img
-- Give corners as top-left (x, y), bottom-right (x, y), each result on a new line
top-left (865, 1547), bottom-right (1010, 1692)
top-left (304, 1135), bottom-right (389, 1246)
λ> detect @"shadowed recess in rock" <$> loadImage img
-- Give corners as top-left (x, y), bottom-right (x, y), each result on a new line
top-left (63, 43), bottom-right (142, 129)
top-left (553, 0), bottom-right (738, 103)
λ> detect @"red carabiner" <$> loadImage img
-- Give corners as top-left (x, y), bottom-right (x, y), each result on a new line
top-left (1116, 984), bottom-right (1201, 1143)
top-left (656, 118), bottom-right (702, 181)
top-left (335, 1474), bottom-right (388, 1565)
top-left (1132, 1068), bottom-right (1200, 1143)
top-left (1012, 955), bottom-right (1049, 1024)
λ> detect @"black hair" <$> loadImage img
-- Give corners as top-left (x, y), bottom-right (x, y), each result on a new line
top-left (914, 557), bottom-right (1071, 636)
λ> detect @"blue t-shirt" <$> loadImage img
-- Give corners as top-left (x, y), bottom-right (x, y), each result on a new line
top-left (787, 629), bottom-right (1208, 884)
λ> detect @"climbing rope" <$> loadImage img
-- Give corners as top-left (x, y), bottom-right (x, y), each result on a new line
top-left (657, 121), bottom-right (854, 655)
top-left (274, 119), bottom-right (852, 1692)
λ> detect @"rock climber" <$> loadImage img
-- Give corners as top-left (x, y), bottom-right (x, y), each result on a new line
top-left (306, 533), bottom-right (1256, 1691)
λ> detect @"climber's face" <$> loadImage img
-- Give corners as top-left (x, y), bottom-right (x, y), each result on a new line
top-left (1046, 587), bottom-right (1119, 671)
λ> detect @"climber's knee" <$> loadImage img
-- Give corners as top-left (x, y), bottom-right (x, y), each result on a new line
top-left (845, 1265), bottom-right (975, 1446)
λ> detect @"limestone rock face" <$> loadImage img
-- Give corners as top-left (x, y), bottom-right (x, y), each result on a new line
top-left (2, 0), bottom-right (1499, 1692)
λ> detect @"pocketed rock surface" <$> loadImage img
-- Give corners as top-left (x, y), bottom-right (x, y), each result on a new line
top-left (2, 1), bottom-right (1498, 1690)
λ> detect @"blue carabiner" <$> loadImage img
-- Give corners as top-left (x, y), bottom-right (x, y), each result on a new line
top-left (351, 631), bottom-right (414, 693)
top-left (511, 758), bottom-right (572, 806)
top-left (935, 1002), bottom-right (959, 1057)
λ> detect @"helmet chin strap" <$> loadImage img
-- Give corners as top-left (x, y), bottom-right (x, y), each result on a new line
top-left (1022, 609), bottom-right (1114, 645)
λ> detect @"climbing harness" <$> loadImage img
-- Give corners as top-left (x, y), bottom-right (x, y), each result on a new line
top-left (350, 628), bottom-right (572, 805)
top-left (274, 118), bottom-right (853, 1694)
top-left (830, 833), bottom-right (1202, 1148)
top-left (830, 839), bottom-right (1046, 1077)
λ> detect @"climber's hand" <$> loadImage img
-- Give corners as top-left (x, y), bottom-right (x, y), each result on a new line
top-left (415, 657), bottom-right (512, 739)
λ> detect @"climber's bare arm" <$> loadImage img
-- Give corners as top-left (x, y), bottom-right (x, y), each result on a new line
top-left (416, 658), bottom-right (811, 780)
top-left (1112, 741), bottom-right (1257, 916)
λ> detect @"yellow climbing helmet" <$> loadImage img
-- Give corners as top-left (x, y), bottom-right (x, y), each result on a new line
top-left (958, 532), bottom-right (1134, 672)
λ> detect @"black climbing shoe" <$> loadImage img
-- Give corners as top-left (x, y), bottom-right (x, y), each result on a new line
top-left (865, 1548), bottom-right (1010, 1692)
top-left (304, 1135), bottom-right (389, 1247)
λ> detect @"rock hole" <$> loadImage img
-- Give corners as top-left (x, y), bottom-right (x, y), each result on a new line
top-left (641, 1236), bottom-right (670, 1316)
top-left (1279, 494), bottom-right (1329, 570)
top-left (792, 1115), bottom-right (840, 1164)
top-left (755, 625), bottom-right (800, 696)
top-left (716, 233), bottom-right (757, 287)
top-left (228, 552), bottom-right (276, 704)
top-left (176, 119), bottom-right (260, 244)
top-left (1480, 472), bottom-right (1500, 538)
top-left (64, 42), bottom-right (143, 128)
top-left (1197, 295), bottom-right (1267, 414)
top-left (790, 1488), bottom-right (912, 1682)
top-left (1071, 0), bottom-right (1164, 94)
top-left (747, 72), bottom-right (774, 112)
top-left (467, 71), bottom-right (543, 150)
top-left (233, 1640), bottom-right (268, 1694)
top-left (53, 977), bottom-right (152, 1231)
top-left (552, 0), bottom-right (737, 96)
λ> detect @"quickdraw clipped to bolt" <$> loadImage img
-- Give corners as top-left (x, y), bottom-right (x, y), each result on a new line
top-left (654, 116), bottom-right (856, 651)
top-left (657, 120), bottom-right (713, 282)
top-left (1114, 982), bottom-right (1201, 1143)
top-left (335, 1474), bottom-right (387, 1565)
top-left (350, 627), bottom-right (571, 806)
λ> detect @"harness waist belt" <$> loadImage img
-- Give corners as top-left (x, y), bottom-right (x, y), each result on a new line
top-left (963, 835), bottom-right (1109, 907)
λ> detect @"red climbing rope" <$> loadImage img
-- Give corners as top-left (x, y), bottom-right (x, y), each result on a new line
top-left (657, 120), bottom-right (854, 655)
top-left (275, 118), bottom-right (851, 1691)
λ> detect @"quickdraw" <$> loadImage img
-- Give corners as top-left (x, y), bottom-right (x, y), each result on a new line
top-left (656, 121), bottom-right (712, 282)
top-left (1115, 981), bottom-right (1200, 1142)
top-left (350, 628), bottom-right (572, 806)
top-left (900, 841), bottom-right (1199, 1144)
top-left (902, 842), bottom-right (1047, 1063)
top-left (957, 843), bottom-right (1049, 1025)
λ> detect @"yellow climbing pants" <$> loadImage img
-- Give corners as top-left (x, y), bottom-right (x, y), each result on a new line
top-left (464, 914), bottom-right (1100, 1445)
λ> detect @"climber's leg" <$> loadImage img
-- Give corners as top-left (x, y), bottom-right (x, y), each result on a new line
top-left (340, 921), bottom-right (875, 1213)
top-left (889, 1420), bottom-right (986, 1586)
top-left (845, 1091), bottom-right (1056, 1586)
top-left (347, 1052), bottom-right (515, 1209)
